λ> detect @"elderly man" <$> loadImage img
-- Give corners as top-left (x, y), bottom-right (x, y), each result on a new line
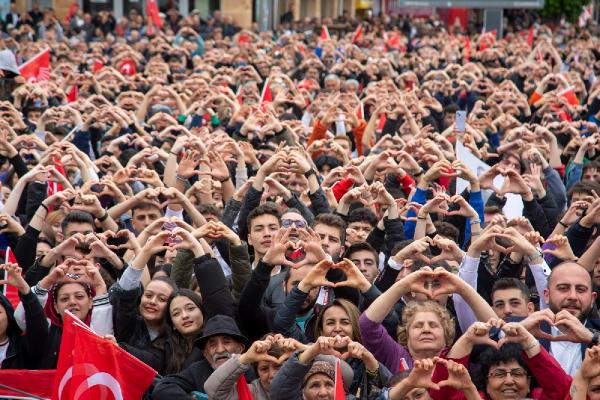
top-left (152, 314), bottom-right (249, 398)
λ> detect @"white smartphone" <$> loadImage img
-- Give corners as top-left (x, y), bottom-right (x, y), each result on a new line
top-left (455, 110), bottom-right (467, 133)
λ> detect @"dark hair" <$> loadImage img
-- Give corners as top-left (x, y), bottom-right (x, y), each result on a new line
top-left (347, 208), bottom-right (378, 228)
top-left (132, 202), bottom-right (163, 215)
top-left (196, 204), bottom-right (222, 219)
top-left (60, 211), bottom-right (95, 234)
top-left (343, 242), bottom-right (378, 263)
top-left (484, 205), bottom-right (502, 215)
top-left (582, 158), bottom-right (600, 176)
top-left (159, 289), bottom-right (205, 374)
top-left (433, 221), bottom-right (460, 242)
top-left (247, 202), bottom-right (282, 231)
top-left (313, 213), bottom-right (347, 244)
top-left (491, 278), bottom-right (531, 302)
top-left (473, 344), bottom-right (532, 393)
top-left (567, 181), bottom-right (600, 200)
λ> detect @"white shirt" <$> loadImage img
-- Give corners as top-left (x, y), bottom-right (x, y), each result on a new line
top-left (0, 341), bottom-right (8, 366)
top-left (550, 326), bottom-right (582, 376)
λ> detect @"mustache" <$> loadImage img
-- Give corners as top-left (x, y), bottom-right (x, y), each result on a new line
top-left (212, 352), bottom-right (231, 363)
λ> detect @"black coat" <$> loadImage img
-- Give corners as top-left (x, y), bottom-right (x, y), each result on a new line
top-left (1, 290), bottom-right (47, 369)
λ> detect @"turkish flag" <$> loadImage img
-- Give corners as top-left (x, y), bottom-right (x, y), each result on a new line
top-left (351, 24), bottom-right (363, 44)
top-left (146, 0), bottom-right (163, 29)
top-left (119, 59), bottom-right (137, 76)
top-left (260, 78), bottom-right (272, 103)
top-left (19, 48), bottom-right (51, 83)
top-left (464, 36), bottom-right (471, 63)
top-left (65, 2), bottom-right (78, 24)
top-left (236, 376), bottom-right (254, 400)
top-left (526, 26), bottom-right (535, 47)
top-left (559, 86), bottom-right (579, 106)
top-left (47, 156), bottom-right (66, 206)
top-left (2, 247), bottom-right (20, 309)
top-left (334, 359), bottom-right (345, 399)
top-left (92, 59), bottom-right (104, 73)
top-left (0, 370), bottom-right (55, 398)
top-left (321, 25), bottom-right (330, 40)
top-left (53, 311), bottom-right (157, 400)
top-left (66, 85), bottom-right (78, 103)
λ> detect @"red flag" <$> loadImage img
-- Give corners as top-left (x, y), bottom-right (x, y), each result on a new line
top-left (53, 311), bottom-right (157, 400)
top-left (559, 86), bottom-right (579, 106)
top-left (238, 33), bottom-right (250, 45)
top-left (260, 78), bottom-right (272, 103)
top-left (386, 32), bottom-right (401, 50)
top-left (146, 0), bottom-right (163, 29)
top-left (321, 25), bottom-right (330, 40)
top-left (18, 48), bottom-right (50, 83)
top-left (335, 359), bottom-right (345, 400)
top-left (0, 370), bottom-right (55, 398)
top-left (65, 2), bottom-right (78, 24)
top-left (2, 247), bottom-right (20, 309)
top-left (526, 26), bottom-right (535, 47)
top-left (236, 376), bottom-right (254, 400)
top-left (351, 24), bottom-right (363, 44)
top-left (464, 36), bottom-right (471, 62)
top-left (119, 59), bottom-right (137, 76)
top-left (67, 85), bottom-right (78, 103)
top-left (92, 59), bottom-right (104, 73)
top-left (47, 156), bottom-right (66, 201)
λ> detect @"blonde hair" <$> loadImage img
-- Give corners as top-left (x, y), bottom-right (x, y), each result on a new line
top-left (41, 209), bottom-right (66, 245)
top-left (396, 301), bottom-right (455, 347)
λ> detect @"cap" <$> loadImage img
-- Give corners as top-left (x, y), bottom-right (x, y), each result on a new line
top-left (0, 49), bottom-right (20, 75)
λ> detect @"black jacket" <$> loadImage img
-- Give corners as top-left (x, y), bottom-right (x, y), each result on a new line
top-left (1, 290), bottom-right (47, 369)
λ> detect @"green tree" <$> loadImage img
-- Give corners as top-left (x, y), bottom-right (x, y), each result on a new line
top-left (543, 0), bottom-right (591, 23)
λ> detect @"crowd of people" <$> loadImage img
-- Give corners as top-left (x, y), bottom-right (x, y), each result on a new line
top-left (0, 5), bottom-right (599, 400)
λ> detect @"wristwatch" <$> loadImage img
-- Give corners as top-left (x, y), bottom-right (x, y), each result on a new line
top-left (304, 169), bottom-right (317, 178)
top-left (590, 331), bottom-right (600, 347)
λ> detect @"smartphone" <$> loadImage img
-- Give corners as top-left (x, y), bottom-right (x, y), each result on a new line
top-left (455, 110), bottom-right (467, 133)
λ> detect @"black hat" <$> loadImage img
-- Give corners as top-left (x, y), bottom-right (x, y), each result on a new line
top-left (195, 315), bottom-right (248, 350)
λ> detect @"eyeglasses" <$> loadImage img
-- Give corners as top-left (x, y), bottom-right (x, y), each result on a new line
top-left (281, 219), bottom-right (306, 229)
top-left (488, 368), bottom-right (527, 379)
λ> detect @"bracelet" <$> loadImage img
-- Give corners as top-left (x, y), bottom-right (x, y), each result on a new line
top-left (365, 367), bottom-right (379, 377)
top-left (170, 151), bottom-right (179, 157)
top-left (523, 340), bottom-right (539, 351)
top-left (413, 168), bottom-right (424, 177)
top-left (40, 203), bottom-right (49, 212)
top-left (304, 169), bottom-right (317, 178)
top-left (417, 216), bottom-right (427, 220)
top-left (97, 211), bottom-right (109, 222)
top-left (175, 174), bottom-right (188, 182)
top-left (218, 176), bottom-right (230, 183)
top-left (470, 219), bottom-right (481, 225)
top-left (558, 220), bottom-right (569, 228)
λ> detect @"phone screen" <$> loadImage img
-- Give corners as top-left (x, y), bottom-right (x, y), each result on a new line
top-left (455, 110), bottom-right (467, 133)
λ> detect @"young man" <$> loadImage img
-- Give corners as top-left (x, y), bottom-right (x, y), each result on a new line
top-left (344, 242), bottom-right (379, 284)
top-left (313, 213), bottom-right (346, 262)
top-left (490, 278), bottom-right (535, 319)
top-left (246, 202), bottom-right (282, 268)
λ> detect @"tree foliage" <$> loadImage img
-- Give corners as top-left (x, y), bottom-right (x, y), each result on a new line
top-left (543, 0), bottom-right (591, 23)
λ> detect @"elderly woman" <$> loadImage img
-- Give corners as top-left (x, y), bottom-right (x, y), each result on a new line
top-left (359, 267), bottom-right (494, 374)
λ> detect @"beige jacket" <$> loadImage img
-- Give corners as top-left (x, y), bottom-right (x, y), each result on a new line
top-left (204, 354), bottom-right (269, 400)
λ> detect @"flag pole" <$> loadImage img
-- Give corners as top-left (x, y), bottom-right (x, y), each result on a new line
top-left (0, 383), bottom-right (48, 400)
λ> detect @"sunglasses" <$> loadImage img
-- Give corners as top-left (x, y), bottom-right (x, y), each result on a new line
top-left (281, 219), bottom-right (306, 229)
